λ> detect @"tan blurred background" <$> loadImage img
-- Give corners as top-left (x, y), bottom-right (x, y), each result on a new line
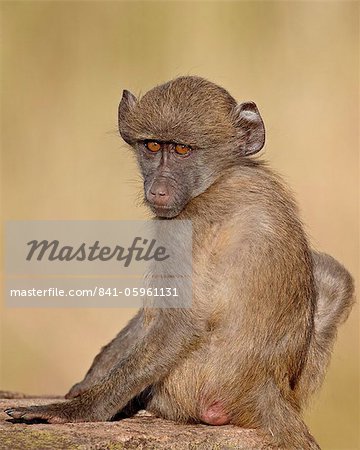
top-left (0, 1), bottom-right (358, 449)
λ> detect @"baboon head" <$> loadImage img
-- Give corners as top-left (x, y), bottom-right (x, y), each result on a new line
top-left (118, 76), bottom-right (265, 218)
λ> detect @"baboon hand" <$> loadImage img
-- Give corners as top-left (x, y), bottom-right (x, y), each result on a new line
top-left (5, 398), bottom-right (110, 423)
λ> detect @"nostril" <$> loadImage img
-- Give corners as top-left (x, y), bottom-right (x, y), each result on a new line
top-left (150, 189), bottom-right (168, 197)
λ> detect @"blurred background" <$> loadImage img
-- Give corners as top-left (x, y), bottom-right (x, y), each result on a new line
top-left (1, 2), bottom-right (358, 449)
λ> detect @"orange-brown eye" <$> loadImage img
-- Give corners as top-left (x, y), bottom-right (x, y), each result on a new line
top-left (145, 141), bottom-right (161, 152)
top-left (175, 144), bottom-right (191, 156)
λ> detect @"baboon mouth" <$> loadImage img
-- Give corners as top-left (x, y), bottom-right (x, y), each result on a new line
top-left (148, 202), bottom-right (173, 210)
top-left (152, 205), bottom-right (172, 209)
top-left (150, 204), bottom-right (180, 218)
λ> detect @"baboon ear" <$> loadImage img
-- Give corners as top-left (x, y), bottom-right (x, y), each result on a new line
top-left (118, 90), bottom-right (137, 144)
top-left (235, 102), bottom-right (265, 156)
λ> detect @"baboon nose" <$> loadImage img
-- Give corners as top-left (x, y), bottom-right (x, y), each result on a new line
top-left (149, 182), bottom-right (171, 206)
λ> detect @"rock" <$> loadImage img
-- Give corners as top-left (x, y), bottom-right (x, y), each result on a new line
top-left (0, 392), bottom-right (273, 449)
top-left (0, 391), bottom-right (62, 400)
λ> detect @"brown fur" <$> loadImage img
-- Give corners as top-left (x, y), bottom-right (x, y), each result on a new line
top-left (6, 77), bottom-right (354, 450)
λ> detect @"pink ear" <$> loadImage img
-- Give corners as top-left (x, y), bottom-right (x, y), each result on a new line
top-left (235, 102), bottom-right (265, 156)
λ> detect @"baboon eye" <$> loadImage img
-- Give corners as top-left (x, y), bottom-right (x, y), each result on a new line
top-left (145, 141), bottom-right (161, 152)
top-left (175, 144), bottom-right (191, 156)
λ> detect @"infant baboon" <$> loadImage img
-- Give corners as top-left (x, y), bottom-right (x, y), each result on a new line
top-left (6, 77), bottom-right (354, 449)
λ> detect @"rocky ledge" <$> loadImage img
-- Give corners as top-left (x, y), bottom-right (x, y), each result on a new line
top-left (0, 391), bottom-right (274, 449)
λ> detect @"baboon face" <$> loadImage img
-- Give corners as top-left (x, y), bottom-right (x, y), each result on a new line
top-left (118, 76), bottom-right (265, 218)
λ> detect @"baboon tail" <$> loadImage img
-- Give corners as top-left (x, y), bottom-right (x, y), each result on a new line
top-left (295, 251), bottom-right (355, 405)
top-left (312, 251), bottom-right (354, 340)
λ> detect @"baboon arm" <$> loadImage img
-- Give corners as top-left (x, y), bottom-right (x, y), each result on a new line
top-left (5, 310), bottom-right (201, 423)
top-left (66, 309), bottom-right (144, 398)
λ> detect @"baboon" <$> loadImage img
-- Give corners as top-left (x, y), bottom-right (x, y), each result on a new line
top-left (6, 76), bottom-right (354, 449)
